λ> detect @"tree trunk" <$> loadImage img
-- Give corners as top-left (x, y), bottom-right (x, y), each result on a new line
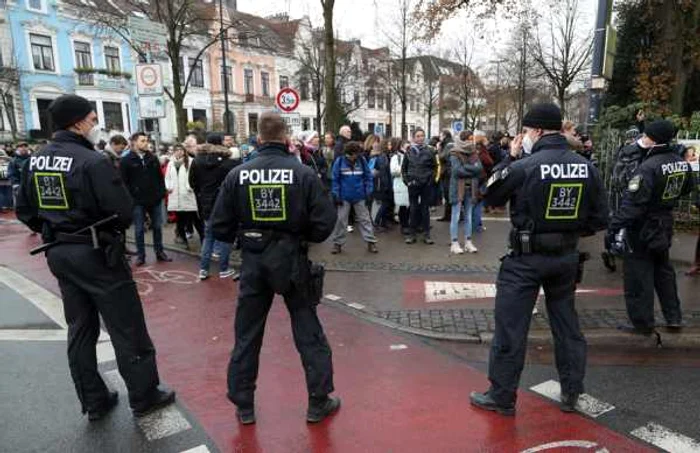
top-left (401, 58), bottom-right (407, 139)
top-left (558, 87), bottom-right (567, 119)
top-left (168, 42), bottom-right (188, 141)
top-left (427, 102), bottom-right (432, 139)
top-left (322, 1), bottom-right (339, 135)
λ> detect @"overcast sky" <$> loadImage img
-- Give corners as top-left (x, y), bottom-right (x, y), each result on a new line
top-left (237, 0), bottom-right (599, 78)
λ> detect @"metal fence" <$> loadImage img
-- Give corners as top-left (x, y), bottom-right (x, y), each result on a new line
top-left (595, 127), bottom-right (699, 230)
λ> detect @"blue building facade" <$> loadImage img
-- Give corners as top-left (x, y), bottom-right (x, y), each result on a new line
top-left (7, 0), bottom-right (138, 140)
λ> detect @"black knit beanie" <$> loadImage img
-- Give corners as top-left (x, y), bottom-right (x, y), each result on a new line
top-left (522, 103), bottom-right (563, 131)
top-left (49, 95), bottom-right (94, 130)
top-left (644, 120), bottom-right (675, 145)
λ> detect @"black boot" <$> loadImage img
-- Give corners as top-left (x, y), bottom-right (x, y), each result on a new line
top-left (601, 251), bottom-right (616, 272)
top-left (156, 251), bottom-right (173, 262)
top-left (560, 392), bottom-right (579, 413)
top-left (236, 406), bottom-right (256, 425)
top-left (307, 396), bottom-right (341, 423)
top-left (469, 391), bottom-right (515, 416)
top-left (132, 388), bottom-right (176, 418)
top-left (88, 391), bottom-right (119, 421)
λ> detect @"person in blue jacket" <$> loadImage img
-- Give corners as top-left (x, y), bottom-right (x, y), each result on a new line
top-left (330, 141), bottom-right (378, 254)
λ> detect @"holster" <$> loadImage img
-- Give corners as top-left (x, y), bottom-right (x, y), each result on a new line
top-left (99, 231), bottom-right (125, 269)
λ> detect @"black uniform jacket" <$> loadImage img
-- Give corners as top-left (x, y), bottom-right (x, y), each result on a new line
top-left (484, 133), bottom-right (608, 235)
top-left (210, 142), bottom-right (337, 244)
top-left (16, 130), bottom-right (133, 234)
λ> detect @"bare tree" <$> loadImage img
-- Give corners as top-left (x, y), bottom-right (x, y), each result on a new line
top-left (422, 60), bottom-right (440, 138)
top-left (294, 28), bottom-right (325, 132)
top-left (0, 59), bottom-right (20, 140)
top-left (321, 0), bottom-right (341, 134)
top-left (447, 36), bottom-right (481, 127)
top-left (532, 0), bottom-right (592, 118)
top-left (376, 0), bottom-right (414, 139)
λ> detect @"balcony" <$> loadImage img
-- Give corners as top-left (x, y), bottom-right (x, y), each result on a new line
top-left (74, 68), bottom-right (132, 90)
top-left (243, 94), bottom-right (274, 106)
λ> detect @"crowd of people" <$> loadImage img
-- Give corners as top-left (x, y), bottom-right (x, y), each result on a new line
top-left (3, 114), bottom-right (700, 278)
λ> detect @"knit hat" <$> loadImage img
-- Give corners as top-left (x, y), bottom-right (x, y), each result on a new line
top-left (522, 103), bottom-right (563, 131)
top-left (49, 95), bottom-right (94, 130)
top-left (644, 120), bottom-right (676, 145)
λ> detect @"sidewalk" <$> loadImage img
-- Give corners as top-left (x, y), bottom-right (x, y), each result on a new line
top-left (0, 226), bottom-right (652, 452)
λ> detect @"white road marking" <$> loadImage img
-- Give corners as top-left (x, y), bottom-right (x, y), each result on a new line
top-left (0, 329), bottom-right (66, 341)
top-left (389, 344), bottom-right (408, 351)
top-left (347, 302), bottom-right (365, 310)
top-left (631, 422), bottom-right (700, 453)
top-left (180, 446), bottom-right (211, 453)
top-left (96, 340), bottom-right (116, 364)
top-left (324, 294), bottom-right (342, 301)
top-left (521, 440), bottom-right (609, 452)
top-left (104, 370), bottom-right (191, 441)
top-left (529, 380), bottom-right (615, 418)
top-left (0, 266), bottom-right (67, 329)
top-left (424, 281), bottom-right (598, 303)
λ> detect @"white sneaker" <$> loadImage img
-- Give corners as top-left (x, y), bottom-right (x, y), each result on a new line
top-left (198, 270), bottom-right (209, 280)
top-left (464, 239), bottom-right (478, 253)
top-left (450, 242), bottom-right (464, 255)
top-left (347, 225), bottom-right (354, 233)
top-left (220, 269), bottom-right (238, 279)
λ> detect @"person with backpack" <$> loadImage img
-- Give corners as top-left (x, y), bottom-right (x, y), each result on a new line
top-left (330, 141), bottom-right (378, 254)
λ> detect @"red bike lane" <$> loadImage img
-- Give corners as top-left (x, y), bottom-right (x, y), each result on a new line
top-left (0, 224), bottom-right (651, 453)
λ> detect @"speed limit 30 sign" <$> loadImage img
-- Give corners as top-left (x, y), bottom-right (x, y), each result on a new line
top-left (276, 88), bottom-right (300, 113)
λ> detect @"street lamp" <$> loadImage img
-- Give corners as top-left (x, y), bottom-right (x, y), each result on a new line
top-left (219, 0), bottom-right (232, 135)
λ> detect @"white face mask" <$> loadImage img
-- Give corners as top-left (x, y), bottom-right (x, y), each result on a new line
top-left (522, 134), bottom-right (535, 155)
top-left (86, 125), bottom-right (101, 145)
top-left (636, 138), bottom-right (648, 149)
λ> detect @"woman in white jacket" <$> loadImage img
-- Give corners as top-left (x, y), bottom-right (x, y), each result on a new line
top-left (165, 144), bottom-right (203, 249)
top-left (389, 138), bottom-right (410, 234)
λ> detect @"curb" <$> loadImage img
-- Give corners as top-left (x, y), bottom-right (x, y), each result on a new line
top-left (323, 297), bottom-right (700, 349)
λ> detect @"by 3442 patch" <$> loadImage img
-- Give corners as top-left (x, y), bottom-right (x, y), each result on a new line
top-left (34, 172), bottom-right (69, 210)
top-left (545, 183), bottom-right (583, 220)
top-left (248, 184), bottom-right (287, 222)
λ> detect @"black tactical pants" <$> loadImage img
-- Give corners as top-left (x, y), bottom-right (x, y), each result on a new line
top-left (488, 252), bottom-right (586, 406)
top-left (46, 244), bottom-right (160, 413)
top-left (227, 252), bottom-right (334, 409)
top-left (623, 248), bottom-right (682, 329)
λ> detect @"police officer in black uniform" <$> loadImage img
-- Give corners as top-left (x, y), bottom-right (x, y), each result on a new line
top-left (469, 103), bottom-right (608, 415)
top-left (210, 112), bottom-right (339, 425)
top-left (609, 120), bottom-right (695, 335)
top-left (15, 95), bottom-right (175, 421)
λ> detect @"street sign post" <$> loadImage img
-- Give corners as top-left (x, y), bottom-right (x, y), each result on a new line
top-left (281, 112), bottom-right (302, 136)
top-left (276, 88), bottom-right (300, 113)
top-left (138, 96), bottom-right (166, 119)
top-left (452, 120), bottom-right (464, 133)
top-left (136, 64), bottom-right (164, 96)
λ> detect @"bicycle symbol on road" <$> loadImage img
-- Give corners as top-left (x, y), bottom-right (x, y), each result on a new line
top-left (132, 266), bottom-right (199, 297)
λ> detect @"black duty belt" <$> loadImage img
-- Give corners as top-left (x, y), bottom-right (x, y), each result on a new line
top-left (55, 232), bottom-right (96, 247)
top-left (509, 231), bottom-right (579, 256)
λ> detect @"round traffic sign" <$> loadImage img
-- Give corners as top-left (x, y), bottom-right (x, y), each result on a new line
top-left (276, 88), bottom-right (300, 113)
top-left (140, 66), bottom-right (159, 87)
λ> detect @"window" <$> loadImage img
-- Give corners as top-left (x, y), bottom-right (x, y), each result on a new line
top-left (221, 65), bottom-right (232, 92)
top-left (103, 102), bottom-right (124, 131)
top-left (386, 93), bottom-right (392, 110)
top-left (302, 118), bottom-right (310, 130)
top-left (386, 124), bottom-right (392, 137)
top-left (354, 92), bottom-right (360, 108)
top-left (299, 76), bottom-right (309, 100)
top-left (244, 69), bottom-right (254, 95)
top-left (238, 32), bottom-right (248, 47)
top-left (261, 71), bottom-right (270, 97)
top-left (192, 109), bottom-right (207, 127)
top-left (248, 113), bottom-right (258, 135)
top-left (104, 46), bottom-right (120, 72)
top-left (279, 75), bottom-right (289, 90)
top-left (190, 58), bottom-right (204, 88)
top-left (377, 90), bottom-right (384, 110)
top-left (368, 122), bottom-right (375, 135)
top-left (409, 96), bottom-right (416, 112)
top-left (30, 33), bottom-right (54, 71)
top-left (367, 89), bottom-right (375, 109)
top-left (74, 41), bottom-right (92, 68)
top-left (27, 0), bottom-right (44, 11)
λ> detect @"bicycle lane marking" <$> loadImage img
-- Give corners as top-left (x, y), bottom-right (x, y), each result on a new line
top-left (132, 266), bottom-right (200, 298)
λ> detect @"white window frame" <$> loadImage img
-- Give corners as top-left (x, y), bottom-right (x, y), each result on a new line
top-left (243, 67), bottom-right (255, 96)
top-left (260, 71), bottom-right (270, 97)
top-left (27, 30), bottom-right (59, 74)
top-left (71, 38), bottom-right (94, 69)
top-left (103, 44), bottom-right (122, 73)
top-left (26, 0), bottom-right (47, 13)
top-left (220, 63), bottom-right (233, 92)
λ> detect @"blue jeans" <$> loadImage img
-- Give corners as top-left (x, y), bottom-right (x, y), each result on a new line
top-left (200, 220), bottom-right (232, 272)
top-left (133, 202), bottom-right (164, 258)
top-left (450, 198), bottom-right (474, 242)
top-left (472, 200), bottom-right (484, 232)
